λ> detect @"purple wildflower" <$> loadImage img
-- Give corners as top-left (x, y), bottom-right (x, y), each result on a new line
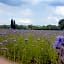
top-left (53, 35), bottom-right (64, 64)
top-left (53, 41), bottom-right (61, 49)
top-left (53, 35), bottom-right (64, 49)
top-left (56, 35), bottom-right (64, 42)
top-left (0, 32), bottom-right (6, 35)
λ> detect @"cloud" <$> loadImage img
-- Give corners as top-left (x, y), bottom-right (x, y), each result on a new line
top-left (45, 6), bottom-right (64, 25)
top-left (48, 16), bottom-right (59, 22)
top-left (0, 3), bottom-right (33, 17)
top-left (0, 0), bottom-right (64, 26)
top-left (41, 16), bottom-right (59, 25)
top-left (0, 3), bottom-right (33, 25)
top-left (21, 8), bottom-right (33, 16)
top-left (55, 6), bottom-right (64, 16)
top-left (16, 18), bottom-right (32, 24)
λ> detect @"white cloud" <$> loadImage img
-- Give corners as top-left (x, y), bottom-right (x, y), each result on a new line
top-left (48, 16), bottom-right (59, 22)
top-left (47, 15), bottom-right (64, 25)
top-left (43, 6), bottom-right (64, 25)
top-left (55, 6), bottom-right (64, 16)
top-left (21, 8), bottom-right (33, 16)
top-left (1, 0), bottom-right (64, 25)
top-left (0, 3), bottom-right (33, 25)
top-left (16, 18), bottom-right (32, 25)
top-left (0, 3), bottom-right (33, 16)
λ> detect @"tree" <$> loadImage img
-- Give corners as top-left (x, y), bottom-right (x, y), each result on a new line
top-left (13, 20), bottom-right (16, 29)
top-left (58, 19), bottom-right (64, 30)
top-left (11, 19), bottom-right (16, 29)
top-left (11, 19), bottom-right (14, 29)
top-left (28, 25), bottom-right (33, 30)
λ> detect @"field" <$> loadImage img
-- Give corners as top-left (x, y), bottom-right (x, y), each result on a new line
top-left (0, 29), bottom-right (63, 64)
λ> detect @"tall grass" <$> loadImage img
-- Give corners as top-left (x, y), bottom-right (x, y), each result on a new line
top-left (0, 30), bottom-right (58, 64)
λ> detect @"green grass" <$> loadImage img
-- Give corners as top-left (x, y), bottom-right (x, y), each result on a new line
top-left (0, 31), bottom-right (58, 64)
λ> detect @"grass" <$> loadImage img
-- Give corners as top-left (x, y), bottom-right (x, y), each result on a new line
top-left (0, 30), bottom-right (59, 64)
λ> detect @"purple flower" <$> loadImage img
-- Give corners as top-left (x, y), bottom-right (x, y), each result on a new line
top-left (53, 41), bottom-right (61, 49)
top-left (0, 32), bottom-right (6, 35)
top-left (8, 29), bottom-right (17, 33)
top-left (53, 35), bottom-right (64, 49)
top-left (53, 36), bottom-right (64, 63)
top-left (56, 35), bottom-right (64, 43)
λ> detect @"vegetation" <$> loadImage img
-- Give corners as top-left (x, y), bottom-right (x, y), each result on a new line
top-left (0, 18), bottom-right (64, 64)
top-left (0, 18), bottom-right (64, 30)
top-left (0, 30), bottom-right (59, 64)
top-left (58, 19), bottom-right (64, 30)
top-left (11, 19), bottom-right (16, 29)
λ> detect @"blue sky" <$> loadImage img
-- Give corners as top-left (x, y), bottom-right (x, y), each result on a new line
top-left (0, 0), bottom-right (64, 25)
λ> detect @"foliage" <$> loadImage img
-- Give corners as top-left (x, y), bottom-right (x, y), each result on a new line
top-left (11, 19), bottom-right (16, 29)
top-left (58, 19), bottom-right (64, 30)
top-left (0, 24), bottom-right (60, 30)
top-left (0, 30), bottom-right (59, 64)
top-left (0, 18), bottom-right (64, 30)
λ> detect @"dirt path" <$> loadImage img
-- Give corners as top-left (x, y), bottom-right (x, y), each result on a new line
top-left (0, 57), bottom-right (18, 64)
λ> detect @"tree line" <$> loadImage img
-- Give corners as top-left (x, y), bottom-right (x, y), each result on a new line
top-left (0, 18), bottom-right (64, 30)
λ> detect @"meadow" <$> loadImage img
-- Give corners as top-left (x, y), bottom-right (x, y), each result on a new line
top-left (0, 29), bottom-right (63, 64)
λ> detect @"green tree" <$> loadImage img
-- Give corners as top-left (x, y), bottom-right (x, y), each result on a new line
top-left (58, 19), bottom-right (64, 30)
top-left (11, 19), bottom-right (14, 29)
top-left (13, 20), bottom-right (16, 29)
top-left (28, 25), bottom-right (33, 30)
top-left (11, 19), bottom-right (16, 29)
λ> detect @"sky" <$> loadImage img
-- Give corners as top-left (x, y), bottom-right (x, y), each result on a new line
top-left (0, 0), bottom-right (64, 25)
